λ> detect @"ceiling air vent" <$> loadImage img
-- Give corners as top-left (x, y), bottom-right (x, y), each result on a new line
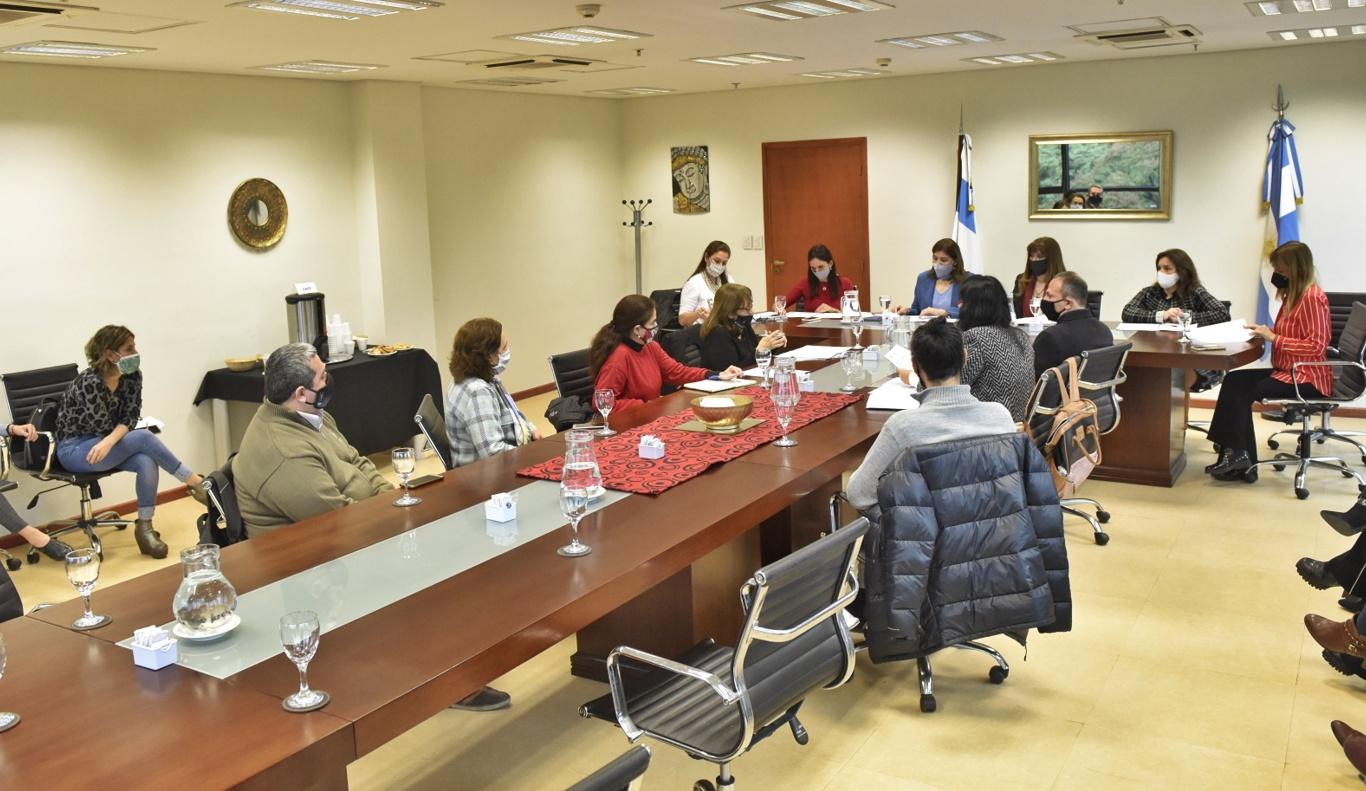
top-left (0, 2), bottom-right (97, 27)
top-left (1076, 23), bottom-right (1201, 49)
top-left (482, 54), bottom-right (594, 70)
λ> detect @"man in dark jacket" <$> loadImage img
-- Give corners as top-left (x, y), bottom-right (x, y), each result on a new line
top-left (1033, 271), bottom-right (1113, 377)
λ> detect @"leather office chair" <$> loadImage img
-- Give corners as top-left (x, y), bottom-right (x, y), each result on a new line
top-left (1252, 301), bottom-right (1366, 499)
top-left (580, 518), bottom-right (869, 791)
top-left (0, 364), bottom-right (129, 560)
top-left (198, 455), bottom-right (246, 547)
top-left (650, 288), bottom-right (683, 334)
top-left (0, 443), bottom-right (25, 571)
top-left (549, 349), bottom-right (594, 402)
top-left (659, 325), bottom-right (704, 395)
top-left (565, 746), bottom-right (651, 791)
top-left (1262, 291), bottom-right (1366, 424)
top-left (414, 393), bottom-right (453, 470)
top-left (1086, 290), bottom-right (1104, 320)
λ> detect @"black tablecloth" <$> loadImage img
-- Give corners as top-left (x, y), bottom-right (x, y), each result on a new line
top-left (193, 349), bottom-right (443, 456)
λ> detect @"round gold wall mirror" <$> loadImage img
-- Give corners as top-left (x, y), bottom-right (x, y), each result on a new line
top-left (228, 178), bottom-right (288, 250)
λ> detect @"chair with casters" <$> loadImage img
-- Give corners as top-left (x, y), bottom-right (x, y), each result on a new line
top-left (650, 288), bottom-right (683, 335)
top-left (197, 455), bottom-right (246, 547)
top-left (579, 517), bottom-right (870, 791)
top-left (0, 364), bottom-right (130, 561)
top-left (1086, 290), bottom-right (1104, 320)
top-left (565, 745), bottom-right (651, 791)
top-left (1262, 291), bottom-right (1366, 424)
top-left (414, 392), bottom-right (453, 471)
top-left (0, 442), bottom-right (24, 571)
top-left (1252, 301), bottom-right (1366, 500)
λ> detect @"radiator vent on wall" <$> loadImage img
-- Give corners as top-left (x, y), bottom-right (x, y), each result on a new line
top-left (0, 1), bottom-right (95, 27)
top-left (1077, 24), bottom-right (1201, 49)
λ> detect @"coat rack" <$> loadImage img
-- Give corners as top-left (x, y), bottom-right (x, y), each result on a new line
top-left (622, 199), bottom-right (652, 295)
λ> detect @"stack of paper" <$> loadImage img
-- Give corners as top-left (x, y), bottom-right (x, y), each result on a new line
top-left (1188, 319), bottom-right (1252, 345)
top-left (684, 378), bottom-right (755, 393)
top-left (884, 345), bottom-right (913, 372)
top-left (866, 379), bottom-right (920, 411)
top-left (1115, 322), bottom-right (1183, 332)
top-left (778, 345), bottom-right (851, 361)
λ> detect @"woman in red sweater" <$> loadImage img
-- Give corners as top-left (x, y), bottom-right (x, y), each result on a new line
top-left (1207, 241), bottom-right (1332, 482)
top-left (784, 244), bottom-right (853, 313)
top-left (591, 294), bottom-right (743, 412)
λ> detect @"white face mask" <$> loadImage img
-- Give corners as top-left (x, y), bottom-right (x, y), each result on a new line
top-left (494, 348), bottom-right (511, 375)
top-left (706, 261), bottom-right (726, 279)
top-left (812, 267), bottom-right (831, 282)
top-left (1156, 271), bottom-right (1179, 290)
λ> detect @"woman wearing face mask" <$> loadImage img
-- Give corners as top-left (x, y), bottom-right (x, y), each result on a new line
top-left (444, 318), bottom-right (541, 468)
top-left (904, 238), bottom-right (967, 318)
top-left (679, 240), bottom-right (732, 326)
top-left (784, 244), bottom-right (852, 313)
top-left (55, 326), bottom-right (208, 559)
top-left (1013, 237), bottom-right (1066, 320)
top-left (1206, 241), bottom-right (1331, 482)
top-left (698, 283), bottom-right (787, 371)
top-left (1121, 249), bottom-right (1230, 327)
top-left (592, 294), bottom-right (743, 413)
top-left (1064, 192), bottom-right (1087, 210)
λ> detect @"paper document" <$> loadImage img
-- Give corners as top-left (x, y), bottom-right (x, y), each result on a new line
top-left (683, 378), bottom-right (755, 393)
top-left (784, 311), bottom-right (828, 319)
top-left (135, 416), bottom-right (165, 432)
top-left (1116, 323), bottom-right (1183, 332)
top-left (1013, 317), bottom-right (1055, 328)
top-left (866, 379), bottom-right (920, 411)
top-left (779, 345), bottom-right (850, 361)
top-left (1188, 319), bottom-right (1252, 345)
top-left (884, 345), bottom-right (913, 371)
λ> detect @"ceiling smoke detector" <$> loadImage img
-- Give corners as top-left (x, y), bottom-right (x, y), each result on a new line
top-left (576, 3), bottom-right (600, 17)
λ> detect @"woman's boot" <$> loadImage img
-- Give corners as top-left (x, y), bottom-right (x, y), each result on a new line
top-left (134, 519), bottom-right (168, 559)
top-left (1322, 493), bottom-right (1366, 537)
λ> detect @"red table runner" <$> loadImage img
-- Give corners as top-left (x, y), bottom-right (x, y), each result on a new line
top-left (517, 386), bottom-right (862, 495)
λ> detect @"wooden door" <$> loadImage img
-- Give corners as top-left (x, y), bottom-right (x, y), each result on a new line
top-left (761, 138), bottom-right (870, 309)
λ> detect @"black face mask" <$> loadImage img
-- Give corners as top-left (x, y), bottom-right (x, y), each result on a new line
top-left (1028, 259), bottom-right (1050, 277)
top-left (735, 314), bottom-right (753, 328)
top-left (1041, 299), bottom-right (1062, 322)
top-left (1087, 195), bottom-right (1103, 208)
top-left (1270, 271), bottom-right (1289, 290)
top-left (304, 372), bottom-right (334, 409)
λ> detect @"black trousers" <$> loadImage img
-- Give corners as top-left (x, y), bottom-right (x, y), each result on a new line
top-left (1206, 369), bottom-right (1322, 461)
top-left (1327, 533), bottom-right (1366, 598)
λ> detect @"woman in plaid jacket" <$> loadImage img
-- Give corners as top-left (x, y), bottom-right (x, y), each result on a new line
top-left (444, 318), bottom-right (540, 468)
top-left (1121, 249), bottom-right (1231, 327)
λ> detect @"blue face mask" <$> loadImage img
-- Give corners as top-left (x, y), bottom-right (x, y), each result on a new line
top-left (115, 353), bottom-right (141, 376)
top-left (494, 348), bottom-right (512, 376)
top-left (933, 263), bottom-right (955, 280)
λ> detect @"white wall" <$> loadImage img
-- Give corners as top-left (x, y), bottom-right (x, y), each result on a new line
top-left (620, 41), bottom-right (1366, 321)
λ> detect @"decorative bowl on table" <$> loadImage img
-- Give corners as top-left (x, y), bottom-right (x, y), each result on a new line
top-left (225, 356), bottom-right (263, 372)
top-left (689, 395), bottom-right (754, 433)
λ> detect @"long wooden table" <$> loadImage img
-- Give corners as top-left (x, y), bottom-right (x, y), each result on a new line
top-left (22, 361), bottom-right (887, 787)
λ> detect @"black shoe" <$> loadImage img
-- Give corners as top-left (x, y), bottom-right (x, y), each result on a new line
top-left (1322, 501), bottom-right (1366, 537)
top-left (38, 538), bottom-right (73, 562)
top-left (449, 686), bottom-right (510, 712)
top-left (1342, 596), bottom-right (1365, 614)
top-left (1205, 448), bottom-right (1235, 475)
top-left (1211, 455), bottom-right (1257, 482)
top-left (1323, 649), bottom-right (1366, 680)
top-left (1298, 558), bottom-right (1340, 591)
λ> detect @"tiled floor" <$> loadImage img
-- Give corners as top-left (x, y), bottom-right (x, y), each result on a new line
top-left (10, 405), bottom-right (1366, 789)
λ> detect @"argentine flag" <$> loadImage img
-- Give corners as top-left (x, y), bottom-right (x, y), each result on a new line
top-left (1259, 117), bottom-right (1303, 325)
top-left (952, 132), bottom-right (981, 274)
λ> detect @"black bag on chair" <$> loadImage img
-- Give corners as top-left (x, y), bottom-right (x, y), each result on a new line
top-left (197, 456), bottom-right (246, 547)
top-left (545, 395), bottom-right (594, 433)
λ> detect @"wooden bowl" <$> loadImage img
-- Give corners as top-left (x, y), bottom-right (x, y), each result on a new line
top-left (225, 356), bottom-right (262, 372)
top-left (689, 395), bottom-right (754, 433)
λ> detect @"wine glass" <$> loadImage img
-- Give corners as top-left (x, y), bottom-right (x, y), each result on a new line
top-left (593, 388), bottom-right (616, 436)
top-left (755, 347), bottom-right (772, 389)
top-left (557, 485), bottom-right (592, 557)
top-left (280, 610), bottom-right (329, 712)
top-left (391, 447), bottom-right (421, 507)
top-left (66, 548), bottom-right (110, 631)
top-left (840, 348), bottom-right (862, 392)
top-left (771, 372), bottom-right (800, 447)
top-left (850, 319), bottom-right (865, 351)
top-left (0, 634), bottom-right (18, 733)
top-left (1177, 311), bottom-right (1193, 344)
top-left (1029, 295), bottom-right (1043, 322)
top-left (773, 295), bottom-right (787, 323)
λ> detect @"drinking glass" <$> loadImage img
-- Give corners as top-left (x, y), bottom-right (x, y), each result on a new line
top-left (840, 348), bottom-right (862, 392)
top-left (391, 447), bottom-right (421, 507)
top-left (593, 388), bottom-right (616, 436)
top-left (773, 295), bottom-right (787, 322)
top-left (66, 548), bottom-right (110, 631)
top-left (755, 347), bottom-right (772, 389)
top-left (280, 610), bottom-right (329, 712)
top-left (879, 295), bottom-right (892, 313)
top-left (850, 319), bottom-right (865, 351)
top-left (0, 634), bottom-right (18, 733)
top-left (1177, 312), bottom-right (1193, 344)
top-left (557, 485), bottom-right (592, 557)
top-left (771, 372), bottom-right (800, 447)
top-left (1029, 295), bottom-right (1043, 321)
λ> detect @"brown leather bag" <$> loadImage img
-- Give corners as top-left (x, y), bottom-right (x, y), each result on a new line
top-left (1028, 356), bottom-right (1103, 498)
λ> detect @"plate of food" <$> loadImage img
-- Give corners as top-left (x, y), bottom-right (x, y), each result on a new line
top-left (366, 343), bottom-right (411, 357)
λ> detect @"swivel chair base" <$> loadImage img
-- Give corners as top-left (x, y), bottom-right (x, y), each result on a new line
top-left (39, 487), bottom-right (130, 560)
top-left (1061, 497), bottom-right (1111, 545)
top-left (1255, 417), bottom-right (1366, 500)
top-left (916, 641), bottom-right (1011, 713)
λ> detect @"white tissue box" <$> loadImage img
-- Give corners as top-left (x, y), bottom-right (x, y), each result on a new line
top-left (797, 371), bottom-right (816, 392)
top-left (131, 635), bottom-right (178, 670)
top-left (485, 499), bottom-right (517, 523)
top-left (639, 441), bottom-right (665, 460)
top-left (862, 346), bottom-right (879, 363)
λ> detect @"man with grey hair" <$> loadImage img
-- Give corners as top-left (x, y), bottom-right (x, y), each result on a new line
top-left (1032, 271), bottom-right (1113, 378)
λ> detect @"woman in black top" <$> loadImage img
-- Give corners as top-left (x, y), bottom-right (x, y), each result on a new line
top-left (1012, 237), bottom-right (1066, 320)
top-left (1121, 248), bottom-right (1231, 326)
top-left (959, 276), bottom-right (1036, 422)
top-left (55, 325), bottom-right (207, 558)
top-left (698, 284), bottom-right (786, 371)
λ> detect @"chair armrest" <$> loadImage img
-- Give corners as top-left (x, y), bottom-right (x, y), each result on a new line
top-left (1286, 360), bottom-right (1366, 403)
top-left (750, 575), bottom-right (860, 643)
top-left (0, 439), bottom-right (9, 480)
top-left (606, 646), bottom-right (740, 742)
top-left (204, 479), bottom-right (227, 529)
top-left (36, 431), bottom-right (56, 478)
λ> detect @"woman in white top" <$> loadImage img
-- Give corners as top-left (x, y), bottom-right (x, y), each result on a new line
top-left (678, 240), bottom-right (732, 326)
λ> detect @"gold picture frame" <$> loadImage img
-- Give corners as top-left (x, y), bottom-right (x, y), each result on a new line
top-left (1028, 131), bottom-right (1172, 220)
top-left (228, 178), bottom-right (288, 250)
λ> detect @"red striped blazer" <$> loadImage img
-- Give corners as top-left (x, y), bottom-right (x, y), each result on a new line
top-left (1270, 284), bottom-right (1332, 396)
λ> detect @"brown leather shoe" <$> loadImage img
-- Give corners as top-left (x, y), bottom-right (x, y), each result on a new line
top-left (1338, 723), bottom-right (1366, 776)
top-left (133, 519), bottom-right (168, 560)
top-left (1332, 720), bottom-right (1363, 747)
top-left (1305, 614), bottom-right (1366, 659)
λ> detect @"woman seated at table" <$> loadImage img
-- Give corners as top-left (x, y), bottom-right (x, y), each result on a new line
top-left (444, 317), bottom-right (541, 468)
top-left (1206, 241), bottom-right (1330, 482)
top-left (592, 294), bottom-right (743, 412)
top-left (678, 240), bottom-right (732, 326)
top-left (56, 325), bottom-right (208, 559)
top-left (1121, 249), bottom-right (1231, 327)
top-left (784, 244), bottom-right (853, 313)
top-left (1013, 237), bottom-right (1066, 320)
top-left (959, 275), bottom-right (1035, 422)
top-left (698, 283), bottom-right (787, 371)
top-left (2, 423), bottom-right (73, 560)
top-left (901, 238), bottom-right (966, 318)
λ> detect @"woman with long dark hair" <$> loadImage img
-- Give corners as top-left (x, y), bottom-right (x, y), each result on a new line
top-left (1013, 237), bottom-right (1066, 319)
top-left (591, 295), bottom-right (742, 412)
top-left (958, 275), bottom-right (1035, 421)
top-left (784, 244), bottom-right (852, 313)
top-left (444, 317), bottom-right (540, 468)
top-left (1121, 248), bottom-right (1231, 327)
top-left (698, 283), bottom-right (787, 371)
top-left (905, 238), bottom-right (967, 318)
top-left (679, 240), bottom-right (732, 326)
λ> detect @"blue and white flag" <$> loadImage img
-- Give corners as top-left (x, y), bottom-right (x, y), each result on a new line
top-left (952, 132), bottom-right (981, 274)
top-left (1259, 117), bottom-right (1303, 325)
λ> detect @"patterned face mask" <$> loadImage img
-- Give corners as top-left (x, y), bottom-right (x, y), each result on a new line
top-left (116, 353), bottom-right (140, 375)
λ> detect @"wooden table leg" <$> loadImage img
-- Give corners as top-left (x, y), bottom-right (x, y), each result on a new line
top-left (1091, 365), bottom-right (1188, 487)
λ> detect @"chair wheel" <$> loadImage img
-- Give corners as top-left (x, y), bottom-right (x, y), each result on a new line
top-left (6, 558), bottom-right (21, 571)
top-left (1096, 510), bottom-right (1111, 524)
top-left (1094, 532), bottom-right (1110, 546)
top-left (789, 718), bottom-right (809, 745)
top-left (115, 524), bottom-right (127, 531)
top-left (920, 694), bottom-right (937, 713)
top-left (989, 666), bottom-right (1009, 684)
top-left (26, 549), bottom-right (40, 564)
top-left (1317, 437), bottom-right (1327, 444)
top-left (1268, 439), bottom-right (1280, 450)
top-left (1345, 469), bottom-right (1357, 479)
top-left (1272, 464), bottom-right (1286, 472)
top-left (694, 781), bottom-right (716, 791)
top-left (1360, 456), bottom-right (1366, 467)
top-left (1296, 487), bottom-right (1310, 500)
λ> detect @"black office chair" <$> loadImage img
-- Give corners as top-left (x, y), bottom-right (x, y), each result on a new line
top-left (650, 288), bottom-right (683, 334)
top-left (1262, 291), bottom-right (1366, 424)
top-left (549, 349), bottom-right (595, 403)
top-left (1086, 290), bottom-right (1104, 320)
top-left (580, 518), bottom-right (869, 791)
top-left (0, 443), bottom-right (25, 571)
top-left (566, 746), bottom-right (651, 791)
top-left (658, 325), bottom-right (704, 395)
top-left (0, 364), bottom-right (129, 560)
top-left (1252, 301), bottom-right (1366, 499)
top-left (414, 393), bottom-right (453, 470)
top-left (198, 455), bottom-right (246, 547)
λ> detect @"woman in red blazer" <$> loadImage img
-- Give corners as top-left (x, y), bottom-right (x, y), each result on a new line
top-left (784, 244), bottom-right (853, 313)
top-left (1207, 241), bottom-right (1332, 482)
top-left (590, 295), bottom-right (743, 413)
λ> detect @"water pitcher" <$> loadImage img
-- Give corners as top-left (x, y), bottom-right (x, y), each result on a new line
top-left (562, 430), bottom-right (604, 493)
top-left (172, 544), bottom-right (238, 633)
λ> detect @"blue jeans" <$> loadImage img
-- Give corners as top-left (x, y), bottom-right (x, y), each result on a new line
top-left (57, 431), bottom-right (193, 520)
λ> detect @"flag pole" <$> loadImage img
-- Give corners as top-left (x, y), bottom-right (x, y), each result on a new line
top-left (1273, 83), bottom-right (1289, 120)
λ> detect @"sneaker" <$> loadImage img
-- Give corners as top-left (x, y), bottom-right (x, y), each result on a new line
top-left (449, 686), bottom-right (511, 712)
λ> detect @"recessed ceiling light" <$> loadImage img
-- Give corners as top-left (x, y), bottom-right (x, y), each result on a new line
top-left (588, 87), bottom-right (674, 96)
top-left (256, 60), bottom-right (385, 73)
top-left (1268, 24), bottom-right (1365, 38)
top-left (1246, 0), bottom-right (1353, 14)
top-left (499, 26), bottom-right (649, 46)
top-left (229, 0), bottom-right (439, 21)
top-left (688, 51), bottom-right (802, 66)
top-left (0, 40), bottom-right (151, 59)
top-left (799, 67), bottom-right (889, 78)
top-left (964, 51), bottom-right (1064, 66)
top-left (879, 30), bottom-right (1002, 48)
top-left (729, 0), bottom-right (892, 22)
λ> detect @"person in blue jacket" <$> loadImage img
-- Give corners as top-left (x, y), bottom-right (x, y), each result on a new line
top-left (903, 238), bottom-right (967, 318)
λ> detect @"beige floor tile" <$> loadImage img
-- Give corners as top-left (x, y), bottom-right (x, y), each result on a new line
top-left (823, 765), bottom-right (946, 790)
top-left (1120, 599), bottom-right (1304, 684)
top-left (1146, 553), bottom-right (1312, 622)
top-left (1063, 722), bottom-right (1284, 790)
top-left (1051, 765), bottom-right (1150, 791)
top-left (1281, 761), bottom-right (1364, 790)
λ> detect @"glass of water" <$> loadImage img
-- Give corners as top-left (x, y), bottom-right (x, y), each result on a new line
top-left (773, 295), bottom-right (787, 322)
top-left (0, 634), bottom-right (18, 733)
top-left (771, 371), bottom-right (800, 447)
top-left (557, 485), bottom-right (592, 557)
top-left (755, 347), bottom-right (772, 388)
top-left (391, 447), bottom-right (421, 507)
top-left (1177, 311), bottom-right (1193, 344)
top-left (280, 610), bottom-right (329, 712)
top-left (66, 548), bottom-right (110, 631)
top-left (840, 348), bottom-right (862, 392)
top-left (879, 295), bottom-right (892, 313)
top-left (593, 388), bottom-right (616, 436)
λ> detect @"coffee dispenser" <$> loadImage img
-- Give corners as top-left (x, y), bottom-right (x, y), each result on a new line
top-left (285, 292), bottom-right (328, 362)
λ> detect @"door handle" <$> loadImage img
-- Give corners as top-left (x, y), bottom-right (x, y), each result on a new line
top-left (772, 259), bottom-right (785, 272)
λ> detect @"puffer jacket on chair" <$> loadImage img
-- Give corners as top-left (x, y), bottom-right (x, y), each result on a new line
top-left (863, 432), bottom-right (1071, 664)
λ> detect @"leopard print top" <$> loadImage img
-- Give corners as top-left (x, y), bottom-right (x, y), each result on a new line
top-left (56, 368), bottom-right (142, 440)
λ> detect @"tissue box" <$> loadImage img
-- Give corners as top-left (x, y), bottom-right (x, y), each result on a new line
top-left (639, 441), bottom-right (665, 459)
top-left (131, 627), bottom-right (178, 670)
top-left (862, 346), bottom-right (879, 363)
top-left (485, 498), bottom-right (517, 523)
top-left (796, 371), bottom-right (816, 392)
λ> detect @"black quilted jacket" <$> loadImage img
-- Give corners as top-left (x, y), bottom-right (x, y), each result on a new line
top-left (0, 563), bottom-right (22, 623)
top-left (863, 432), bottom-right (1071, 664)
